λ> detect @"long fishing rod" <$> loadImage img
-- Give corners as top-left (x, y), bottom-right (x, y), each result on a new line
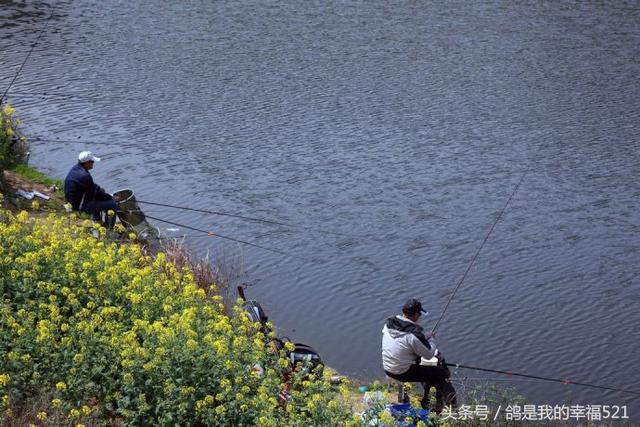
top-left (1, 10), bottom-right (55, 104)
top-left (431, 171), bottom-right (527, 333)
top-left (31, 137), bottom-right (80, 142)
top-left (141, 213), bottom-right (308, 261)
top-left (4, 91), bottom-right (135, 104)
top-left (3, 91), bottom-right (89, 100)
top-left (447, 362), bottom-right (640, 396)
top-left (31, 136), bottom-right (119, 145)
top-left (137, 199), bottom-right (354, 238)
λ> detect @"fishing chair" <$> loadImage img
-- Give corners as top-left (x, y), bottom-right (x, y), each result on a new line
top-left (385, 375), bottom-right (410, 404)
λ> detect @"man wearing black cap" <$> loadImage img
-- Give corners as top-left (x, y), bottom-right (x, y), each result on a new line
top-left (382, 298), bottom-right (457, 413)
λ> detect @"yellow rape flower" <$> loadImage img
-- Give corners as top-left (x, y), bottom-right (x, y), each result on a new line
top-left (2, 104), bottom-right (16, 115)
top-left (380, 409), bottom-right (395, 425)
top-left (220, 378), bottom-right (232, 391)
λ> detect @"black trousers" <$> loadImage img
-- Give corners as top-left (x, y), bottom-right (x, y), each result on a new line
top-left (386, 364), bottom-right (457, 412)
top-left (83, 198), bottom-right (118, 229)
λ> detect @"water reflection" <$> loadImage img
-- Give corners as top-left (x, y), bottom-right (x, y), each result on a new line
top-left (1, 0), bottom-right (639, 413)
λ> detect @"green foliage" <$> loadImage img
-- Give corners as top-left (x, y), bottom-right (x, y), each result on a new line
top-left (0, 104), bottom-right (28, 182)
top-left (10, 164), bottom-right (62, 189)
top-left (0, 209), bottom-right (356, 426)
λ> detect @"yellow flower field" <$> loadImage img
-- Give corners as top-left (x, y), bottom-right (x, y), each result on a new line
top-left (0, 207), bottom-right (355, 426)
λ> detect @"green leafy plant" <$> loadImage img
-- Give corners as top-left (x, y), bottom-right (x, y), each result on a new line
top-left (0, 209), bottom-right (357, 426)
top-left (0, 104), bottom-right (28, 182)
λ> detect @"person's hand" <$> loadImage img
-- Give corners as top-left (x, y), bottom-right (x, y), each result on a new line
top-left (424, 331), bottom-right (437, 340)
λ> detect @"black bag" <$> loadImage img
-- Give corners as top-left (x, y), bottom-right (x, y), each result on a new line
top-left (289, 343), bottom-right (323, 376)
top-left (243, 300), bottom-right (269, 324)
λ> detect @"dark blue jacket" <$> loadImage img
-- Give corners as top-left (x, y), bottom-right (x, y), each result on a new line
top-left (64, 163), bottom-right (110, 211)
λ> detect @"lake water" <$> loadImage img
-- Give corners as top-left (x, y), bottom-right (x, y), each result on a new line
top-left (2, 0), bottom-right (639, 415)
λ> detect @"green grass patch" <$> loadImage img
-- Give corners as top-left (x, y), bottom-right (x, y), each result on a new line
top-left (10, 163), bottom-right (63, 188)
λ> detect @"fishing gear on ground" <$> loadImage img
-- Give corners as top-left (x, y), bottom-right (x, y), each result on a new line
top-left (237, 286), bottom-right (324, 404)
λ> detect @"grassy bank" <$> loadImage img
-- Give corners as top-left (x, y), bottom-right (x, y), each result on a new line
top-left (0, 195), bottom-right (360, 426)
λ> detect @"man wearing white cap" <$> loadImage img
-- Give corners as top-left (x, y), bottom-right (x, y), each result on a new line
top-left (64, 151), bottom-right (117, 228)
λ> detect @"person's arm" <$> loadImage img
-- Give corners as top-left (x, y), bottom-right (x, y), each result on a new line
top-left (76, 170), bottom-right (93, 194)
top-left (78, 171), bottom-right (109, 203)
top-left (71, 170), bottom-right (93, 207)
top-left (94, 183), bottom-right (112, 200)
top-left (409, 334), bottom-right (437, 360)
top-left (85, 171), bottom-right (111, 200)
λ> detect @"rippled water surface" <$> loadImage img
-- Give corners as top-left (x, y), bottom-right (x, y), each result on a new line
top-left (2, 0), bottom-right (639, 414)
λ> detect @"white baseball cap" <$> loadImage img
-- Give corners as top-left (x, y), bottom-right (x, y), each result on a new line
top-left (78, 151), bottom-right (101, 163)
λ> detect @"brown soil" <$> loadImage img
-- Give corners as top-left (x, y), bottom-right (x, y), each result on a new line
top-left (3, 170), bottom-right (58, 196)
top-left (2, 170), bottom-right (64, 212)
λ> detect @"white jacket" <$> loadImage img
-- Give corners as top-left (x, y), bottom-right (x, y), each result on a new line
top-left (381, 315), bottom-right (438, 375)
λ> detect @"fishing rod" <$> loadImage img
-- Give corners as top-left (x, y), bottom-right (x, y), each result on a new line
top-left (141, 213), bottom-right (308, 261)
top-left (447, 362), bottom-right (640, 396)
top-left (31, 136), bottom-right (124, 146)
top-left (2, 91), bottom-right (90, 100)
top-left (5, 91), bottom-right (138, 104)
top-left (32, 137), bottom-right (82, 143)
top-left (137, 199), bottom-right (354, 238)
top-left (431, 171), bottom-right (527, 333)
top-left (1, 10), bottom-right (55, 105)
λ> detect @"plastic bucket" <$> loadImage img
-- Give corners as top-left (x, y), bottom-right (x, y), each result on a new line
top-left (113, 189), bottom-right (159, 238)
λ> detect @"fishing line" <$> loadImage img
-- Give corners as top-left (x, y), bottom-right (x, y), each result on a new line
top-left (31, 137), bottom-right (113, 145)
top-left (2, 91), bottom-right (88, 100)
top-left (447, 362), bottom-right (640, 396)
top-left (4, 91), bottom-right (131, 103)
top-left (137, 199), bottom-right (355, 238)
top-left (1, 9), bottom-right (56, 104)
top-left (452, 377), bottom-right (553, 384)
top-left (141, 213), bottom-right (309, 261)
top-left (431, 171), bottom-right (527, 333)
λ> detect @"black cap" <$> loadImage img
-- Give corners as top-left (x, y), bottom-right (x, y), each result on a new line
top-left (402, 298), bottom-right (426, 316)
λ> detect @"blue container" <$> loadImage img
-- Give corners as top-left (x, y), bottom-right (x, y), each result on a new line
top-left (388, 403), bottom-right (429, 427)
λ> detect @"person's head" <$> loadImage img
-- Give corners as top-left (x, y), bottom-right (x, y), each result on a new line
top-left (402, 298), bottom-right (426, 322)
top-left (78, 151), bottom-right (101, 170)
